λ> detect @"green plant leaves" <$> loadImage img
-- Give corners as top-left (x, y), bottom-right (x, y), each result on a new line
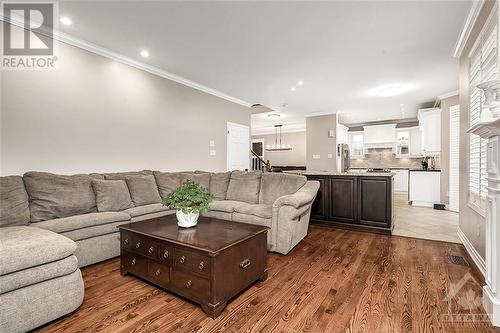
top-left (161, 180), bottom-right (213, 214)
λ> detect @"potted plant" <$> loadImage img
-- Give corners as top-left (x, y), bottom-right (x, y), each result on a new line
top-left (162, 180), bottom-right (213, 228)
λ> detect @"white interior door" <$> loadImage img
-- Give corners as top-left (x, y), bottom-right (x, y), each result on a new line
top-left (227, 122), bottom-right (250, 171)
top-left (449, 105), bottom-right (460, 212)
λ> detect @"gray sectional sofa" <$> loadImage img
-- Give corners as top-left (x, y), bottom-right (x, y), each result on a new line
top-left (0, 169), bottom-right (319, 332)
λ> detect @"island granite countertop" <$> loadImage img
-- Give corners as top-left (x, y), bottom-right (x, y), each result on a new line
top-left (284, 170), bottom-right (395, 177)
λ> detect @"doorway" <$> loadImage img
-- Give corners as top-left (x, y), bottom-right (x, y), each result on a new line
top-left (227, 122), bottom-right (250, 171)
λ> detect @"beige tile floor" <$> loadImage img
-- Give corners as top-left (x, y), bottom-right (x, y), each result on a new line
top-left (392, 194), bottom-right (461, 243)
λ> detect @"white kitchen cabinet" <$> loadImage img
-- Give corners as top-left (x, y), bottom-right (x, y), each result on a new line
top-left (409, 170), bottom-right (441, 207)
top-left (418, 108), bottom-right (441, 155)
top-left (348, 131), bottom-right (364, 157)
top-left (392, 169), bottom-right (409, 193)
top-left (409, 126), bottom-right (422, 156)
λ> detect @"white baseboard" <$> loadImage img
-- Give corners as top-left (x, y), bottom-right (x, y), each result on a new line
top-left (411, 201), bottom-right (434, 208)
top-left (484, 285), bottom-right (500, 327)
top-left (457, 227), bottom-right (486, 277)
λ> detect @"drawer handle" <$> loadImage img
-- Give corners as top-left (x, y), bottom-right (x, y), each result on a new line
top-left (135, 241), bottom-right (141, 249)
top-left (124, 238), bottom-right (129, 245)
top-left (186, 280), bottom-right (192, 288)
top-left (148, 246), bottom-right (155, 254)
top-left (240, 258), bottom-right (251, 269)
top-left (163, 250), bottom-right (169, 259)
top-left (131, 258), bottom-right (136, 266)
top-left (199, 261), bottom-right (205, 270)
top-left (180, 255), bottom-right (186, 264)
top-left (155, 268), bottom-right (161, 276)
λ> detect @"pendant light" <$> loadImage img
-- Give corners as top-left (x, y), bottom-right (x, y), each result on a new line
top-left (265, 125), bottom-right (292, 151)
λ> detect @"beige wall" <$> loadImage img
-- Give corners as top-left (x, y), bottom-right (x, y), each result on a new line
top-left (306, 114), bottom-right (337, 171)
top-left (458, 1), bottom-right (496, 260)
top-left (251, 131), bottom-right (306, 166)
top-left (440, 94), bottom-right (460, 204)
top-left (0, 24), bottom-right (250, 176)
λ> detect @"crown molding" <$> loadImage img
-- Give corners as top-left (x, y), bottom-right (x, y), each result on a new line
top-left (0, 16), bottom-right (252, 108)
top-left (305, 110), bottom-right (337, 118)
top-left (453, 0), bottom-right (485, 58)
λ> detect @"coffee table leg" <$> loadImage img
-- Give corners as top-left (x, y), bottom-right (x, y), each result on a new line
top-left (201, 301), bottom-right (227, 319)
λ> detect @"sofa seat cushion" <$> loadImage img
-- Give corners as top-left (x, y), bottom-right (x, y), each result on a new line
top-left (30, 212), bottom-right (130, 234)
top-left (0, 255), bottom-right (78, 295)
top-left (0, 226), bottom-right (77, 275)
top-left (232, 212), bottom-right (271, 228)
top-left (92, 179), bottom-right (134, 212)
top-left (122, 203), bottom-right (170, 218)
top-left (23, 172), bottom-right (98, 222)
top-left (208, 200), bottom-right (243, 213)
top-left (61, 220), bottom-right (130, 241)
top-left (0, 176), bottom-right (30, 227)
top-left (233, 203), bottom-right (272, 219)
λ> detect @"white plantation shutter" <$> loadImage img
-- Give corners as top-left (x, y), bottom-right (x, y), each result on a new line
top-left (468, 10), bottom-right (497, 208)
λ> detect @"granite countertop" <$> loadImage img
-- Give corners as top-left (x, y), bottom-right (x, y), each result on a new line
top-left (284, 170), bottom-right (395, 177)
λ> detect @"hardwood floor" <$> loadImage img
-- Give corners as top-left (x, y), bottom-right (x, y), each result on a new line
top-left (37, 226), bottom-right (499, 333)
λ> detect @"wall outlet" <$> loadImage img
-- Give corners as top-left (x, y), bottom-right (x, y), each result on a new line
top-left (327, 154), bottom-right (333, 159)
top-left (209, 150), bottom-right (216, 156)
top-left (209, 140), bottom-right (215, 147)
top-left (312, 154), bottom-right (321, 160)
top-left (328, 130), bottom-right (334, 138)
top-left (477, 223), bottom-right (480, 237)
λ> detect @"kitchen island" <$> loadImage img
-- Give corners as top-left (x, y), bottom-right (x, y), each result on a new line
top-left (286, 170), bottom-right (394, 234)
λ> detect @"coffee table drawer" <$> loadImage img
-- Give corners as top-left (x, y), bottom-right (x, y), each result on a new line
top-left (172, 270), bottom-right (209, 302)
top-left (122, 251), bottom-right (148, 275)
top-left (160, 244), bottom-right (173, 265)
top-left (148, 261), bottom-right (170, 285)
top-left (192, 253), bottom-right (211, 277)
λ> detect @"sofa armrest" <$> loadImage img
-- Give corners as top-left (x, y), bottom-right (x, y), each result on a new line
top-left (272, 181), bottom-right (320, 210)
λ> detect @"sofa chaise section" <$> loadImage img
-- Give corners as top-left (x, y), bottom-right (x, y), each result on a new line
top-left (0, 226), bottom-right (84, 333)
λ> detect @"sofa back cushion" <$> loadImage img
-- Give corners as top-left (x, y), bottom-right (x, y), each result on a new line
top-left (23, 172), bottom-right (97, 222)
top-left (153, 171), bottom-right (182, 199)
top-left (103, 170), bottom-right (153, 180)
top-left (259, 173), bottom-right (307, 205)
top-left (226, 171), bottom-right (262, 204)
top-left (125, 175), bottom-right (161, 206)
top-left (209, 172), bottom-right (231, 200)
top-left (180, 172), bottom-right (210, 191)
top-left (0, 176), bottom-right (30, 227)
top-left (92, 179), bottom-right (134, 212)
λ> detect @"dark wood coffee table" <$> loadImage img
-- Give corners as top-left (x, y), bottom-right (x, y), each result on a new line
top-left (118, 215), bottom-right (268, 318)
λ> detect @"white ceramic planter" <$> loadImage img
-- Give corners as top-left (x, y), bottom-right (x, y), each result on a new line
top-left (176, 211), bottom-right (199, 228)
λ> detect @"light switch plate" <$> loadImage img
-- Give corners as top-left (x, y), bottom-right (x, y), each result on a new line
top-left (312, 154), bottom-right (320, 160)
top-left (328, 130), bottom-right (334, 138)
top-left (327, 154), bottom-right (333, 159)
top-left (209, 140), bottom-right (215, 147)
top-left (209, 150), bottom-right (216, 156)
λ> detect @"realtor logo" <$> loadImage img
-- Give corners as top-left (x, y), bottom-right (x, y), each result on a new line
top-left (1, 1), bottom-right (58, 69)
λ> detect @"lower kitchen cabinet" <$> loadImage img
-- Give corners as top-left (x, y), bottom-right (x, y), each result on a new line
top-left (308, 174), bottom-right (393, 234)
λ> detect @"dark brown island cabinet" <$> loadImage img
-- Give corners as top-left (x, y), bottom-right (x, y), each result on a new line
top-left (306, 174), bottom-right (394, 234)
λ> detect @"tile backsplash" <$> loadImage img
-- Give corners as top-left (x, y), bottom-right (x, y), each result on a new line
top-left (350, 148), bottom-right (432, 169)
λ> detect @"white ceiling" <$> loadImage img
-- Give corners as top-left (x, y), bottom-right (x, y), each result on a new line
top-left (56, 1), bottom-right (471, 134)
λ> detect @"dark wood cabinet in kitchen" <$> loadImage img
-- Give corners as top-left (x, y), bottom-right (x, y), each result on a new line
top-left (307, 174), bottom-right (393, 234)
top-left (329, 177), bottom-right (357, 223)
top-left (308, 176), bottom-right (328, 220)
top-left (358, 177), bottom-right (391, 228)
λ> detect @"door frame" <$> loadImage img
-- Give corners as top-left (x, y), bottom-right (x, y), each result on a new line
top-left (251, 138), bottom-right (265, 159)
top-left (449, 105), bottom-right (460, 212)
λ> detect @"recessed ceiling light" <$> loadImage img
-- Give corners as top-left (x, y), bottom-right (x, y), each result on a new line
top-left (291, 87), bottom-right (296, 92)
top-left (400, 104), bottom-right (404, 107)
top-left (267, 113), bottom-right (281, 119)
top-left (60, 17), bottom-right (73, 26)
top-left (297, 81), bottom-right (303, 86)
top-left (140, 50), bottom-right (150, 58)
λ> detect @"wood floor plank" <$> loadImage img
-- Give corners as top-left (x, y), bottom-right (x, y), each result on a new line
top-left (36, 226), bottom-right (500, 333)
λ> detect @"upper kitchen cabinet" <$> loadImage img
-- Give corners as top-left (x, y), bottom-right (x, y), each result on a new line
top-left (363, 124), bottom-right (397, 149)
top-left (418, 108), bottom-right (441, 155)
top-left (409, 126), bottom-right (422, 156)
top-left (395, 129), bottom-right (410, 157)
top-left (348, 131), bottom-right (364, 157)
